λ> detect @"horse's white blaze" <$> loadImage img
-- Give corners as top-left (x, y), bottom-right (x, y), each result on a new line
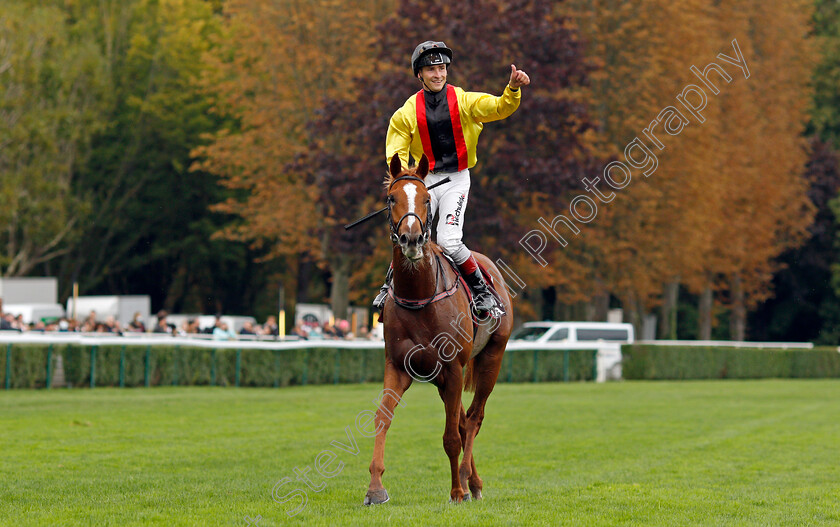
top-left (403, 183), bottom-right (418, 230)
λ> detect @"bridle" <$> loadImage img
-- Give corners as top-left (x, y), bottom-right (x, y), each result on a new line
top-left (385, 174), bottom-right (462, 310)
top-left (387, 175), bottom-right (432, 246)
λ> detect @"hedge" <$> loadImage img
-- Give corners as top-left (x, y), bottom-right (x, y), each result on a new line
top-left (0, 344), bottom-right (597, 389)
top-left (622, 344), bottom-right (840, 380)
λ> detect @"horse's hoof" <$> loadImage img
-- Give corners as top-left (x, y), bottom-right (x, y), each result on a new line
top-left (363, 488), bottom-right (390, 506)
top-left (462, 493), bottom-right (471, 502)
top-left (470, 489), bottom-right (482, 500)
top-left (448, 493), bottom-right (467, 504)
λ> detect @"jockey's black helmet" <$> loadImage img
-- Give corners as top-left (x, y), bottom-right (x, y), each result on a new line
top-left (411, 41), bottom-right (452, 76)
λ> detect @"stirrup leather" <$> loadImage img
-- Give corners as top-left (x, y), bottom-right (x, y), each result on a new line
top-left (372, 266), bottom-right (393, 310)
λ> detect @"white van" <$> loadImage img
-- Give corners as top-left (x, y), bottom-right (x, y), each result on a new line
top-left (509, 321), bottom-right (634, 344)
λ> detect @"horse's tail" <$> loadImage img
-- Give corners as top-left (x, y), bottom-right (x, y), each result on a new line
top-left (464, 356), bottom-right (478, 393)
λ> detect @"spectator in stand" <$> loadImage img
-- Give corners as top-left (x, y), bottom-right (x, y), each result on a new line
top-left (202, 314), bottom-right (222, 335)
top-left (153, 310), bottom-right (172, 334)
top-left (176, 318), bottom-right (197, 336)
top-left (356, 324), bottom-right (371, 340)
top-left (304, 321), bottom-right (323, 339)
top-left (291, 322), bottom-right (308, 340)
top-left (213, 321), bottom-right (236, 341)
top-left (337, 319), bottom-right (351, 339)
top-left (262, 315), bottom-right (279, 337)
top-left (103, 315), bottom-right (121, 334)
top-left (186, 318), bottom-right (201, 334)
top-left (239, 321), bottom-right (257, 336)
top-left (58, 318), bottom-right (70, 332)
top-left (321, 321), bottom-right (339, 339)
top-left (126, 312), bottom-right (146, 333)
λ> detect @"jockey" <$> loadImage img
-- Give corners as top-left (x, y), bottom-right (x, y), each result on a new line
top-left (373, 40), bottom-right (530, 315)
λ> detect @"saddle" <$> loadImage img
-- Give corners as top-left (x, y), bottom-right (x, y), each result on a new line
top-left (438, 251), bottom-right (505, 321)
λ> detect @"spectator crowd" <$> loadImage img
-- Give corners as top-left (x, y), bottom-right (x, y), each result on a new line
top-left (0, 298), bottom-right (376, 341)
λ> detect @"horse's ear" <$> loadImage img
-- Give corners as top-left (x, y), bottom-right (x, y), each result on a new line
top-left (416, 154), bottom-right (429, 179)
top-left (389, 154), bottom-right (402, 178)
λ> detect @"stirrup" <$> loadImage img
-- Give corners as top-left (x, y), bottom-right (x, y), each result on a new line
top-left (373, 286), bottom-right (389, 310)
top-left (462, 268), bottom-right (504, 318)
top-left (471, 294), bottom-right (505, 319)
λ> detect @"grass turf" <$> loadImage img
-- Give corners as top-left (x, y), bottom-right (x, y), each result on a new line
top-left (1, 380), bottom-right (839, 526)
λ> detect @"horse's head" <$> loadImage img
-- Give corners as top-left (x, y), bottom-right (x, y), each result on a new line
top-left (386, 153), bottom-right (431, 262)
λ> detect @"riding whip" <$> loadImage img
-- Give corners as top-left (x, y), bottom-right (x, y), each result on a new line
top-left (344, 176), bottom-right (451, 230)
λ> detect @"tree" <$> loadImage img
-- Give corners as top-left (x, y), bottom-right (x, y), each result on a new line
top-left (0, 3), bottom-right (108, 276)
top-left (750, 138), bottom-right (840, 342)
top-left (39, 0), bottom-right (266, 314)
top-left (810, 0), bottom-right (840, 145)
top-left (194, 0), bottom-right (396, 318)
top-left (570, 0), bottom-right (816, 339)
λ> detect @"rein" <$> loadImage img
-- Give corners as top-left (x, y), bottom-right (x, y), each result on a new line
top-left (389, 254), bottom-right (460, 310)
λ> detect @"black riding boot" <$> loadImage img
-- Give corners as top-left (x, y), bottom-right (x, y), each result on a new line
top-left (372, 265), bottom-right (393, 310)
top-left (462, 269), bottom-right (503, 316)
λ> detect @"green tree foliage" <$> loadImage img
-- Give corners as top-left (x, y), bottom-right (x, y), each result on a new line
top-left (0, 3), bottom-right (107, 276)
top-left (48, 0), bottom-right (264, 314)
top-left (811, 0), bottom-right (840, 144)
top-left (750, 139), bottom-right (840, 343)
top-left (750, 0), bottom-right (840, 344)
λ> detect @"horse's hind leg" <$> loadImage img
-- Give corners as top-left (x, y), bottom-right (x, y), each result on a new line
top-left (459, 336), bottom-right (505, 500)
top-left (458, 403), bottom-right (481, 500)
top-left (365, 360), bottom-right (412, 506)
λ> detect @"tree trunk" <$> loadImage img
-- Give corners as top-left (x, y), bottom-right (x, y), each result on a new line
top-left (541, 286), bottom-right (556, 320)
top-left (730, 273), bottom-right (746, 341)
top-left (587, 280), bottom-right (610, 321)
top-left (297, 258), bottom-right (314, 303)
top-left (698, 283), bottom-right (713, 340)
top-left (658, 280), bottom-right (680, 339)
top-left (623, 291), bottom-right (644, 338)
top-left (330, 256), bottom-right (350, 321)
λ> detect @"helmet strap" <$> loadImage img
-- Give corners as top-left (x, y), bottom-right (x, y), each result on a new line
top-left (419, 74), bottom-right (431, 91)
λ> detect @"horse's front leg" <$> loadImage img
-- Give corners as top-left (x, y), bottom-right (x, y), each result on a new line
top-left (365, 360), bottom-right (412, 505)
top-left (438, 366), bottom-right (466, 503)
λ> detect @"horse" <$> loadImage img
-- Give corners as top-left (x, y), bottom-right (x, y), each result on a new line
top-left (364, 153), bottom-right (514, 505)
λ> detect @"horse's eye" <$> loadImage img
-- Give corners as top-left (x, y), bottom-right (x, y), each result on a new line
top-left (387, 195), bottom-right (395, 204)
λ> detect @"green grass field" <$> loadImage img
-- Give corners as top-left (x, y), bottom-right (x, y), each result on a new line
top-left (2, 380), bottom-right (839, 526)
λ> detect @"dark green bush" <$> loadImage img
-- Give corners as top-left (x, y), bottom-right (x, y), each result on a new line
top-left (500, 349), bottom-right (596, 383)
top-left (622, 345), bottom-right (840, 380)
top-left (6, 342), bottom-right (833, 389)
top-left (2, 343), bottom-right (601, 389)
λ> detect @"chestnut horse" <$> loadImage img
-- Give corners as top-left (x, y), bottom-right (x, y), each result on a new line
top-left (364, 154), bottom-right (513, 505)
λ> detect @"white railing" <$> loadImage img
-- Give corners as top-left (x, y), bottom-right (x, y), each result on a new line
top-left (0, 331), bottom-right (382, 350)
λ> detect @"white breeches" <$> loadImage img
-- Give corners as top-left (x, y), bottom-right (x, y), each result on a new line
top-left (424, 168), bottom-right (471, 265)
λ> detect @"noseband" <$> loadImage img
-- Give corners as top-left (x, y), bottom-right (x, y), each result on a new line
top-left (387, 175), bottom-right (431, 245)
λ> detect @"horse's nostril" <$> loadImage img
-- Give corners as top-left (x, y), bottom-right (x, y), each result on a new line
top-left (399, 234), bottom-right (408, 245)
